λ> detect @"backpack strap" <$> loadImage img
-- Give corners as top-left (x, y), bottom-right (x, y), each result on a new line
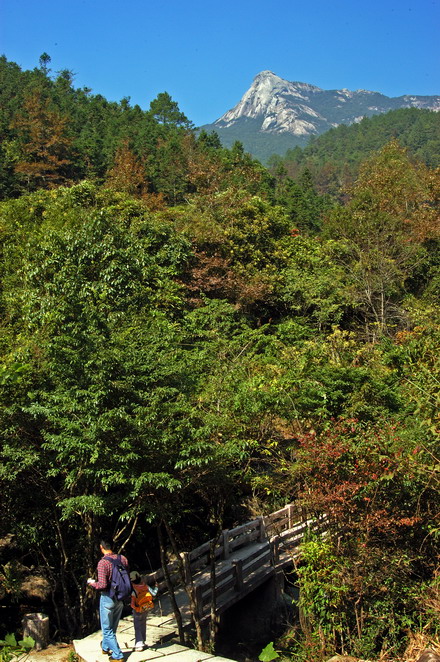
top-left (104, 554), bottom-right (126, 569)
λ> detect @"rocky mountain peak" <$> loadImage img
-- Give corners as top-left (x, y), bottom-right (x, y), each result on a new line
top-left (216, 71), bottom-right (324, 135)
top-left (202, 71), bottom-right (440, 162)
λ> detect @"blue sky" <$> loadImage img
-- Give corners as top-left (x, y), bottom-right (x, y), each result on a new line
top-left (1, 0), bottom-right (439, 127)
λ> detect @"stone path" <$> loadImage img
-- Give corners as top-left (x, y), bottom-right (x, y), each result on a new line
top-left (73, 598), bottom-right (233, 662)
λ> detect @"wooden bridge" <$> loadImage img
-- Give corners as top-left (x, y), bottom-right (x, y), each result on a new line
top-left (148, 503), bottom-right (325, 630)
top-left (74, 504), bottom-right (325, 662)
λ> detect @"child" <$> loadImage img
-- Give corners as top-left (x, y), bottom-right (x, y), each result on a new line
top-left (130, 571), bottom-right (158, 652)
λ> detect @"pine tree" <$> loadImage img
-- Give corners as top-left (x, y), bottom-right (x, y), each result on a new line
top-left (105, 139), bottom-right (147, 197)
top-left (10, 89), bottom-right (73, 190)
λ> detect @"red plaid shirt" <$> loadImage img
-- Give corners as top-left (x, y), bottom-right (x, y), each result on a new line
top-left (90, 554), bottom-right (128, 591)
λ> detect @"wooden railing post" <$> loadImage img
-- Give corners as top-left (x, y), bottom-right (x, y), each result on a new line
top-left (258, 516), bottom-right (266, 542)
top-left (180, 551), bottom-right (192, 586)
top-left (232, 559), bottom-right (244, 592)
top-left (288, 504), bottom-right (294, 529)
top-left (222, 529), bottom-right (230, 559)
top-left (270, 537), bottom-right (280, 565)
top-left (194, 583), bottom-right (204, 620)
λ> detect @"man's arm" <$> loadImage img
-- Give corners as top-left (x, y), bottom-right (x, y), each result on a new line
top-left (88, 558), bottom-right (111, 590)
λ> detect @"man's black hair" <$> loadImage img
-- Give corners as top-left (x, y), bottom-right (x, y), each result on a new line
top-left (100, 537), bottom-right (114, 551)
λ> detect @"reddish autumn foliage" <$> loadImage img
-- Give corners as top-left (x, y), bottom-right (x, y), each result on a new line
top-left (293, 418), bottom-right (428, 544)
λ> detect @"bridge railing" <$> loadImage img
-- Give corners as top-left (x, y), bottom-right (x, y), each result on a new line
top-left (146, 504), bottom-right (320, 597)
top-left (148, 515), bottom-right (268, 590)
top-left (191, 514), bottom-right (327, 620)
top-left (263, 503), bottom-right (303, 535)
top-left (188, 516), bottom-right (326, 620)
top-left (192, 540), bottom-right (274, 619)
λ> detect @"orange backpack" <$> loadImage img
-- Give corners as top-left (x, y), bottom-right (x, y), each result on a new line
top-left (132, 584), bottom-right (154, 612)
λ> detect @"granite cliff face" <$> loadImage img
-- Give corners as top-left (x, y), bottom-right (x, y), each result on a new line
top-left (201, 71), bottom-right (440, 160)
top-left (216, 71), bottom-right (324, 136)
top-left (214, 70), bottom-right (440, 137)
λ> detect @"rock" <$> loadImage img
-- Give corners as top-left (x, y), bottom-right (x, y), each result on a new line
top-left (326, 656), bottom-right (359, 662)
top-left (416, 650), bottom-right (440, 662)
top-left (11, 643), bottom-right (74, 662)
top-left (22, 613), bottom-right (50, 650)
top-left (0, 533), bottom-right (16, 551)
top-left (20, 573), bottom-right (51, 601)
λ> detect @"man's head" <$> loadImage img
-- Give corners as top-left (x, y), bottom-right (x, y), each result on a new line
top-left (99, 537), bottom-right (113, 554)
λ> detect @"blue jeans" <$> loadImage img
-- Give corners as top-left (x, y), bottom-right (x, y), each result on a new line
top-left (100, 593), bottom-right (124, 659)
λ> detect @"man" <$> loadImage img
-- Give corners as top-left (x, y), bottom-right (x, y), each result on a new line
top-left (88, 538), bottom-right (129, 661)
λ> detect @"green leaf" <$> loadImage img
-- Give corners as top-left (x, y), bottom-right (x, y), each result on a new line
top-left (18, 636), bottom-right (35, 649)
top-left (259, 642), bottom-right (279, 661)
top-left (0, 634), bottom-right (17, 647)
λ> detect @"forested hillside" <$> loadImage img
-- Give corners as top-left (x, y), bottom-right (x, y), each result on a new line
top-left (0, 55), bottom-right (439, 662)
top-left (268, 107), bottom-right (440, 195)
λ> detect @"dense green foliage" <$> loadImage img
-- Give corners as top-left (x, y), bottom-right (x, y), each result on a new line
top-left (0, 55), bottom-right (439, 660)
top-left (199, 117), bottom-right (310, 164)
top-left (0, 633), bottom-right (35, 662)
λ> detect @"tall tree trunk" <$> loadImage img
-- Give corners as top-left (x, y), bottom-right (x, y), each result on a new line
top-left (157, 523), bottom-right (186, 645)
top-left (208, 535), bottom-right (219, 649)
top-left (161, 518), bottom-right (205, 650)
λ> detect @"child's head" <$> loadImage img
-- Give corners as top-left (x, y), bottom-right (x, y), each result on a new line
top-left (130, 570), bottom-right (141, 583)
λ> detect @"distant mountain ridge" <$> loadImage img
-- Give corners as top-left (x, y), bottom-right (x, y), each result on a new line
top-left (201, 71), bottom-right (440, 162)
